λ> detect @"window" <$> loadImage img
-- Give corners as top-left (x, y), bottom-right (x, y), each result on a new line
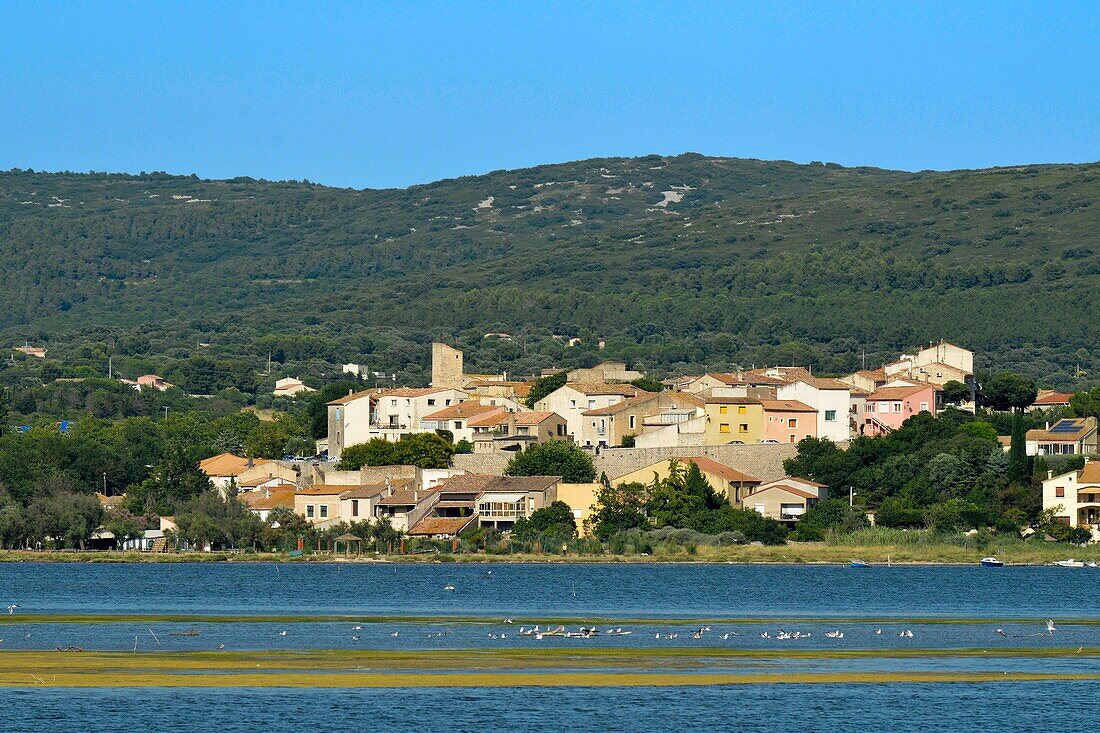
top-left (880, 402), bottom-right (889, 412)
top-left (825, 410), bottom-right (837, 422)
top-left (570, 400), bottom-right (577, 408)
top-left (739, 424), bottom-right (749, 433)
top-left (427, 399), bottom-right (436, 406)
top-left (588, 400), bottom-right (595, 409)
top-left (789, 435), bottom-right (796, 443)
top-left (454, 421), bottom-right (463, 429)
top-left (320, 505), bottom-right (328, 519)
top-left (788, 418), bottom-right (797, 428)
top-left (306, 505), bottom-right (315, 518)
top-left (629, 415), bottom-right (636, 429)
top-left (390, 399), bottom-right (397, 406)
top-left (867, 403), bottom-right (876, 413)
top-left (1056, 487), bottom-right (1065, 498)
top-left (892, 402), bottom-right (902, 413)
top-left (720, 423), bottom-right (730, 433)
top-left (738, 406), bottom-right (747, 414)
top-left (919, 402), bottom-right (929, 412)
top-left (445, 399), bottom-right (452, 406)
top-left (719, 406), bottom-right (728, 414)
top-left (351, 500), bottom-right (359, 517)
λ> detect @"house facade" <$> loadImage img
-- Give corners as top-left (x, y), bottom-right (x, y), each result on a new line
top-left (534, 383), bottom-right (638, 444)
top-left (760, 400), bottom-right (818, 443)
top-left (773, 374), bottom-right (851, 442)
top-left (742, 476), bottom-right (828, 523)
top-left (1041, 461), bottom-right (1100, 541)
top-left (612, 457), bottom-right (761, 504)
top-left (862, 382), bottom-right (941, 436)
top-left (469, 411), bottom-right (570, 454)
top-left (703, 397), bottom-right (764, 444)
top-left (1026, 418), bottom-right (1098, 456)
top-left (326, 387), bottom-right (468, 460)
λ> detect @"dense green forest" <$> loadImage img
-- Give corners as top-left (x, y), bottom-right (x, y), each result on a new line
top-left (1, 154), bottom-right (1098, 405)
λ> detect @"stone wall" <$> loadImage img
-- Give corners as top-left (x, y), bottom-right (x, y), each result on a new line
top-left (453, 453), bottom-right (512, 475)
top-left (455, 443), bottom-right (799, 483)
top-left (594, 443), bottom-right (799, 483)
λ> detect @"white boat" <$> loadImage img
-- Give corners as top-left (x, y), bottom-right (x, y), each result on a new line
top-left (980, 557), bottom-right (1004, 567)
top-left (1054, 559), bottom-right (1085, 568)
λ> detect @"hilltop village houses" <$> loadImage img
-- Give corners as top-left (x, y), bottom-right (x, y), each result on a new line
top-left (108, 339), bottom-right (991, 546)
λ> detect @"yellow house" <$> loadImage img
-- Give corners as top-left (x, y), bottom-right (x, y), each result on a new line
top-left (704, 397), bottom-right (764, 444)
top-left (556, 482), bottom-right (601, 537)
top-left (612, 457), bottom-right (761, 504)
top-left (294, 486), bottom-right (345, 525)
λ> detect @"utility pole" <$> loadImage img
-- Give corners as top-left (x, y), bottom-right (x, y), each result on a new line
top-left (849, 486), bottom-right (855, 507)
top-left (103, 472), bottom-right (108, 496)
top-left (163, 406), bottom-right (169, 421)
top-left (107, 355), bottom-right (112, 379)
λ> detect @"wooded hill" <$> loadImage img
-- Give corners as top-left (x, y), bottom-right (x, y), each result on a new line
top-left (1, 154), bottom-right (1097, 391)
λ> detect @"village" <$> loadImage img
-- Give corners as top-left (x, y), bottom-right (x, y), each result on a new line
top-left (77, 338), bottom-right (1097, 553)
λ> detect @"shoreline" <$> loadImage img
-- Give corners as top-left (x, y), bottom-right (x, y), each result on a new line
top-left (1, 545), bottom-right (1097, 566)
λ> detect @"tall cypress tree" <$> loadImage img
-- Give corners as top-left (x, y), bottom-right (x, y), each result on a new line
top-left (1007, 409), bottom-right (1028, 484)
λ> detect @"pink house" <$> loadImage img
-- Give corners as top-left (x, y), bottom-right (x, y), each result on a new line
top-left (863, 382), bottom-right (941, 436)
top-left (761, 400), bottom-right (818, 443)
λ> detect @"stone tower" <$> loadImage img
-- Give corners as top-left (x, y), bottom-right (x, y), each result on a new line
top-left (432, 342), bottom-right (464, 388)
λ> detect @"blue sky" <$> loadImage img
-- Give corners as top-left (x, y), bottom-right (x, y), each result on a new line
top-left (1, 1), bottom-right (1097, 188)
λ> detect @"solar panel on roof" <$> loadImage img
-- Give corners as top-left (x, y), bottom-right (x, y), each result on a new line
top-left (1050, 420), bottom-right (1081, 433)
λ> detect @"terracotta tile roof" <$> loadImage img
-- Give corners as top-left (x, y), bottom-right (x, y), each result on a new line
top-left (436, 474), bottom-right (560, 494)
top-left (1027, 418), bottom-right (1096, 443)
top-left (857, 369), bottom-right (887, 380)
top-left (1079, 462), bottom-right (1100, 484)
top-left (327, 389), bottom-right (375, 405)
top-left (421, 402), bottom-right (504, 422)
top-left (1034, 391), bottom-right (1073, 405)
top-left (377, 489), bottom-right (436, 507)
top-left (760, 399), bottom-right (817, 413)
top-left (407, 515), bottom-right (478, 536)
top-left (565, 382), bottom-right (639, 397)
top-left (671, 457), bottom-right (759, 484)
top-left (705, 396), bottom-right (763, 405)
top-left (867, 384), bottom-right (934, 401)
top-left (582, 393), bottom-right (659, 416)
top-left (744, 484), bottom-right (818, 501)
top-left (237, 476), bottom-right (294, 488)
top-left (295, 485), bottom-right (350, 496)
top-left (761, 475), bottom-right (827, 489)
top-left (339, 483), bottom-right (395, 499)
top-left (199, 453), bottom-right (258, 477)
top-left (241, 488), bottom-right (296, 511)
top-left (467, 410), bottom-right (560, 428)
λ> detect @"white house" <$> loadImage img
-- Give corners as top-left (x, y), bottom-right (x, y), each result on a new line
top-left (1041, 460), bottom-right (1100, 541)
top-left (534, 383), bottom-right (639, 444)
top-left (772, 373), bottom-right (851, 442)
top-left (326, 387), bottom-right (468, 460)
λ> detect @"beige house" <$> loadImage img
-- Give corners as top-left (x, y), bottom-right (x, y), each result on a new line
top-left (294, 486), bottom-right (346, 526)
top-left (534, 383), bottom-right (639, 443)
top-left (613, 456), bottom-right (761, 504)
top-left (1041, 460), bottom-right (1100, 541)
top-left (240, 487), bottom-right (296, 522)
top-left (469, 411), bottom-right (570, 453)
top-left (273, 377), bottom-right (316, 398)
top-left (556, 482), bottom-right (601, 535)
top-left (374, 488), bottom-right (440, 533)
top-left (742, 476), bottom-right (828, 523)
top-left (327, 386), bottom-right (468, 460)
top-left (419, 402), bottom-right (506, 443)
top-left (567, 361), bottom-right (643, 384)
top-left (199, 453), bottom-right (293, 494)
top-left (1026, 418), bottom-right (1098, 457)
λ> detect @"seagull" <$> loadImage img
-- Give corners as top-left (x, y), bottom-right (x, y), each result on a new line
top-left (1047, 618), bottom-right (1057, 635)
top-left (995, 628), bottom-right (1007, 637)
top-left (352, 625), bottom-right (362, 630)
top-left (720, 633), bottom-right (730, 640)
top-left (390, 631), bottom-right (399, 637)
top-left (486, 570), bottom-right (493, 577)
top-left (278, 631), bottom-right (287, 636)
top-left (23, 633), bottom-right (31, 639)
top-left (443, 583), bottom-right (456, 592)
top-left (216, 643), bottom-right (226, 650)
top-left (503, 618), bottom-right (514, 624)
top-left (352, 635), bottom-right (361, 641)
top-left (6, 604), bottom-right (19, 616)
top-left (875, 629), bottom-right (882, 635)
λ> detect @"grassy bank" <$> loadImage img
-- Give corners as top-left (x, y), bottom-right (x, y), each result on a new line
top-left (1, 541), bottom-right (1097, 565)
top-left (3, 648), bottom-right (1100, 688)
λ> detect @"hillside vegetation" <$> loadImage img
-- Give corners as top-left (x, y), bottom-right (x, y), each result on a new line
top-left (1, 154), bottom-right (1098, 393)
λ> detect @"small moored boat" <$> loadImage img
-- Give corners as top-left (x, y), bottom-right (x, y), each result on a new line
top-left (1054, 559), bottom-right (1085, 568)
top-left (980, 557), bottom-right (1004, 567)
top-left (850, 560), bottom-right (869, 568)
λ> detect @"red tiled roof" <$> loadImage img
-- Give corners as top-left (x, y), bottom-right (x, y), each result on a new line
top-left (744, 484), bottom-right (818, 501)
top-left (671, 457), bottom-right (759, 484)
top-left (867, 384), bottom-right (934, 401)
top-left (407, 515), bottom-right (477, 536)
top-left (421, 402), bottom-right (504, 421)
top-left (582, 393), bottom-right (659, 416)
top-left (1034, 391), bottom-right (1073, 405)
top-left (199, 453), bottom-right (265, 477)
top-left (760, 399), bottom-right (816, 413)
top-left (705, 397), bottom-right (763, 405)
top-left (565, 382), bottom-right (639, 397)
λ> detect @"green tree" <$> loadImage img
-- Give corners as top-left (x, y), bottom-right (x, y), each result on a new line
top-left (506, 441), bottom-right (595, 482)
top-left (525, 371), bottom-right (567, 409)
top-left (337, 439), bottom-right (396, 470)
top-left (513, 500), bottom-right (577, 540)
top-left (1007, 409), bottom-right (1029, 484)
top-left (941, 380), bottom-right (971, 405)
top-left (392, 433), bottom-right (456, 469)
top-left (981, 371), bottom-right (1038, 411)
top-left (587, 481), bottom-right (648, 540)
top-left (630, 376), bottom-right (664, 393)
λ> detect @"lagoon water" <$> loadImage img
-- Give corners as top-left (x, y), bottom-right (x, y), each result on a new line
top-left (1, 562), bottom-right (1096, 731)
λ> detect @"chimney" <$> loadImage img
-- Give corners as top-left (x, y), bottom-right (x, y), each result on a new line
top-left (349, 388), bottom-right (354, 396)
top-left (247, 457), bottom-right (254, 469)
top-left (1047, 470), bottom-right (1053, 480)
